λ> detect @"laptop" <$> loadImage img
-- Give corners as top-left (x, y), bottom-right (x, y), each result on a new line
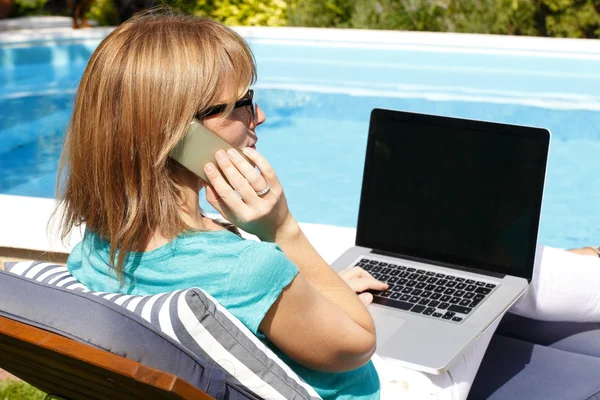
top-left (331, 108), bottom-right (550, 374)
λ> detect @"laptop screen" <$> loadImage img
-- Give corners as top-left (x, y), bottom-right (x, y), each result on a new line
top-left (356, 109), bottom-right (550, 280)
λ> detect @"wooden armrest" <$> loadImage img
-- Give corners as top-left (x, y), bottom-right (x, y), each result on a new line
top-left (0, 316), bottom-right (214, 400)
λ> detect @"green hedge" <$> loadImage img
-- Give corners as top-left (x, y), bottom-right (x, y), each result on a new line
top-left (11, 0), bottom-right (600, 38)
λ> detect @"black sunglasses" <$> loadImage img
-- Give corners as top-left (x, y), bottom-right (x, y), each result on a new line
top-left (197, 89), bottom-right (256, 121)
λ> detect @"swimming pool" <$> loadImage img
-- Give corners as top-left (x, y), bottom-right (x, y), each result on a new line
top-left (1, 29), bottom-right (599, 249)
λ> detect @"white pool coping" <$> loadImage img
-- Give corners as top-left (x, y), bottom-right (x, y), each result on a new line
top-left (0, 194), bottom-right (356, 264)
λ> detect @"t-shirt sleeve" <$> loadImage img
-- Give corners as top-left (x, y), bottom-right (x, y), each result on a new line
top-left (224, 242), bottom-right (299, 338)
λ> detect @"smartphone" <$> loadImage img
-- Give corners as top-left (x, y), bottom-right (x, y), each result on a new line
top-left (170, 119), bottom-right (255, 182)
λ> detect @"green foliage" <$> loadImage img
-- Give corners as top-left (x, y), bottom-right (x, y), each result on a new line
top-left (0, 380), bottom-right (45, 400)
top-left (162, 0), bottom-right (288, 26)
top-left (286, 0), bottom-right (600, 38)
top-left (86, 0), bottom-right (120, 26)
top-left (12, 0), bottom-right (48, 17)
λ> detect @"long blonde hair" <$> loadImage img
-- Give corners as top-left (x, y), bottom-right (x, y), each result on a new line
top-left (55, 10), bottom-right (256, 278)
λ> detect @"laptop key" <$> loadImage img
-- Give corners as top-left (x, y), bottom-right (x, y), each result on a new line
top-left (416, 269), bottom-right (426, 274)
top-left (416, 282), bottom-right (427, 289)
top-left (400, 294), bottom-right (411, 301)
top-left (439, 302), bottom-right (450, 310)
top-left (454, 290), bottom-right (466, 297)
top-left (406, 281), bottom-right (417, 287)
top-left (429, 300), bottom-right (440, 308)
top-left (436, 273), bottom-right (445, 278)
top-left (371, 273), bottom-right (381, 280)
top-left (361, 259), bottom-right (370, 263)
top-left (434, 286), bottom-right (446, 293)
top-left (426, 271), bottom-right (436, 276)
top-left (391, 292), bottom-right (401, 299)
top-left (409, 296), bottom-right (420, 303)
top-left (452, 317), bottom-right (463, 322)
top-left (442, 311), bottom-right (455, 320)
top-left (444, 288), bottom-right (456, 295)
top-left (455, 283), bottom-right (467, 290)
top-left (426, 277), bottom-right (438, 284)
top-left (412, 289), bottom-right (423, 296)
top-left (432, 312), bottom-right (443, 318)
top-left (389, 270), bottom-right (400, 276)
top-left (440, 295), bottom-right (451, 302)
top-left (448, 305), bottom-right (472, 314)
top-left (418, 298), bottom-right (430, 306)
top-left (398, 266), bottom-right (407, 270)
top-left (459, 299), bottom-right (471, 307)
top-left (437, 279), bottom-right (449, 286)
top-left (369, 260), bottom-right (379, 264)
top-left (399, 278), bottom-right (408, 285)
top-left (410, 305), bottom-right (426, 313)
top-left (401, 287), bottom-right (413, 294)
top-left (430, 293), bottom-right (442, 300)
top-left (379, 274), bottom-right (390, 282)
top-left (417, 275), bottom-right (428, 282)
top-left (391, 285), bottom-right (403, 292)
top-left (421, 291), bottom-right (433, 298)
top-left (466, 279), bottom-right (476, 284)
top-left (372, 266), bottom-right (382, 273)
top-left (476, 281), bottom-right (486, 286)
top-left (474, 294), bottom-right (485, 301)
top-left (446, 281), bottom-right (457, 288)
top-left (379, 262), bottom-right (388, 267)
top-left (381, 268), bottom-right (391, 275)
top-left (362, 264), bottom-right (373, 271)
top-left (408, 273), bottom-right (419, 280)
top-left (388, 277), bottom-right (399, 284)
top-left (486, 283), bottom-right (497, 289)
top-left (400, 271), bottom-right (410, 278)
top-left (423, 307), bottom-right (436, 316)
top-left (464, 292), bottom-right (475, 299)
top-left (425, 284), bottom-right (436, 291)
top-left (389, 264), bottom-right (398, 269)
top-left (475, 287), bottom-right (491, 295)
top-left (470, 299), bottom-right (482, 308)
top-left (380, 291), bottom-right (392, 298)
top-left (372, 296), bottom-right (413, 311)
top-left (449, 297), bottom-right (461, 304)
top-left (446, 276), bottom-right (455, 281)
top-left (407, 267), bottom-right (416, 272)
top-left (466, 285), bottom-right (477, 291)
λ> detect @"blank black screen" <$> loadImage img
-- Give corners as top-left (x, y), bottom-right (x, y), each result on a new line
top-left (358, 110), bottom-right (549, 279)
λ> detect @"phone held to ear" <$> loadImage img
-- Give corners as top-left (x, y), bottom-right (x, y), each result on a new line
top-left (170, 119), bottom-right (255, 182)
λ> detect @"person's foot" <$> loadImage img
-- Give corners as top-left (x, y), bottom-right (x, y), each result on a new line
top-left (567, 246), bottom-right (600, 257)
top-left (72, 21), bottom-right (81, 29)
top-left (81, 18), bottom-right (91, 28)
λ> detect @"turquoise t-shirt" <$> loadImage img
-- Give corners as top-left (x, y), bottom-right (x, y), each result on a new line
top-left (68, 229), bottom-right (380, 400)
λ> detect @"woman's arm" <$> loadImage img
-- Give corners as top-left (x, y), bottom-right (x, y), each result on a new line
top-left (204, 148), bottom-right (382, 370)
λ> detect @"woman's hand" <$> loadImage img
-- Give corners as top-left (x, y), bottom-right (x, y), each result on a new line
top-left (204, 147), bottom-right (296, 242)
top-left (339, 266), bottom-right (389, 306)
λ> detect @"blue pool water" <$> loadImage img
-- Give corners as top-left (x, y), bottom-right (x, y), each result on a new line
top-left (1, 36), bottom-right (600, 249)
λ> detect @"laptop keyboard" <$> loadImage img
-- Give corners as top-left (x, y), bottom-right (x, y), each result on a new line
top-left (357, 257), bottom-right (498, 323)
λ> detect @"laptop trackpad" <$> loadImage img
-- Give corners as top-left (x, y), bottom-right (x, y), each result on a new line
top-left (371, 306), bottom-right (407, 345)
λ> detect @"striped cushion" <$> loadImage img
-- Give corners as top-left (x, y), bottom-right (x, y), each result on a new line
top-left (4, 261), bottom-right (321, 400)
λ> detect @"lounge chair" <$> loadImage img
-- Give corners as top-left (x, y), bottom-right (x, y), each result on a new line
top-left (1, 261), bottom-right (600, 400)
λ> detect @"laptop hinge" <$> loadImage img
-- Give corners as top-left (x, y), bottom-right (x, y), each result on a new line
top-left (371, 249), bottom-right (506, 279)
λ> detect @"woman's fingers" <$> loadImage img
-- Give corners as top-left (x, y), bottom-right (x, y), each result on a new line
top-left (241, 147), bottom-right (283, 191)
top-left (204, 161), bottom-right (250, 216)
top-left (224, 149), bottom-right (271, 200)
top-left (358, 292), bottom-right (374, 306)
top-left (340, 267), bottom-right (389, 293)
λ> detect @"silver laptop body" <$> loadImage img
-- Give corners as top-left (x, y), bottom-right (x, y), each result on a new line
top-left (331, 109), bottom-right (550, 374)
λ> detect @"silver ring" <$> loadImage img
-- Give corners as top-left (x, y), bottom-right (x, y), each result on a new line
top-left (255, 184), bottom-right (270, 196)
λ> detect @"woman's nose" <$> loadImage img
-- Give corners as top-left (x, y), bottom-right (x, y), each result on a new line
top-left (254, 104), bottom-right (266, 127)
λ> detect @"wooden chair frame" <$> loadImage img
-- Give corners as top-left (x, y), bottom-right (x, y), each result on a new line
top-left (0, 315), bottom-right (214, 400)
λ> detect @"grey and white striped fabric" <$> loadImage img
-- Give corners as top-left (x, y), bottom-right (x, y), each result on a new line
top-left (5, 261), bottom-right (322, 400)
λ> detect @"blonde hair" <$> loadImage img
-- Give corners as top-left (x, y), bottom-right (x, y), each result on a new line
top-left (55, 10), bottom-right (256, 278)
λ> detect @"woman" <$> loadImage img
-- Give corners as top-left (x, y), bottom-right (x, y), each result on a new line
top-left (56, 10), bottom-right (600, 400)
